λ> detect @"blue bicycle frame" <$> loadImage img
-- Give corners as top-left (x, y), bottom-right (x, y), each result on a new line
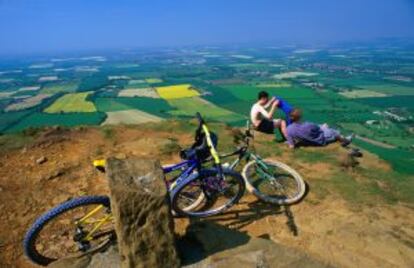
top-left (163, 159), bottom-right (201, 193)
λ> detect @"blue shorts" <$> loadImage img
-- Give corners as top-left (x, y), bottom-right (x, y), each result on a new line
top-left (320, 124), bottom-right (339, 144)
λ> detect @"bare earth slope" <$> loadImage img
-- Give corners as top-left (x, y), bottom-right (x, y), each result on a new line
top-left (0, 121), bottom-right (413, 267)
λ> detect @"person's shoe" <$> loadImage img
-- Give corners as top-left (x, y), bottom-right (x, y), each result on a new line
top-left (346, 133), bottom-right (355, 141)
top-left (349, 148), bottom-right (363, 158)
top-left (341, 133), bottom-right (354, 147)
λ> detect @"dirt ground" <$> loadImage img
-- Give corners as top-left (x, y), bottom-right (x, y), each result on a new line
top-left (0, 125), bottom-right (413, 267)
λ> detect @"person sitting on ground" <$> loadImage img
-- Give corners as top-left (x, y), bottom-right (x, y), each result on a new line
top-left (250, 91), bottom-right (288, 138)
top-left (286, 108), bottom-right (353, 149)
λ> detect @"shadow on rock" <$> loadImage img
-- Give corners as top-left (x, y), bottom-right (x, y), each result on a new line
top-left (177, 201), bottom-right (301, 266)
top-left (177, 221), bottom-right (330, 268)
top-left (177, 221), bottom-right (251, 266)
top-left (204, 200), bottom-right (283, 229)
top-left (194, 200), bottom-right (300, 237)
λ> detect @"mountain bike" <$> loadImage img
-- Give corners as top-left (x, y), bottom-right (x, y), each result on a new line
top-left (220, 121), bottom-right (306, 205)
top-left (23, 113), bottom-right (245, 266)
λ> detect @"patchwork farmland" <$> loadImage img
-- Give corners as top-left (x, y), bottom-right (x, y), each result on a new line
top-left (0, 41), bottom-right (413, 172)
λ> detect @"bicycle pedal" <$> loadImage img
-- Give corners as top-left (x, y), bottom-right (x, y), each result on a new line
top-left (77, 241), bottom-right (91, 252)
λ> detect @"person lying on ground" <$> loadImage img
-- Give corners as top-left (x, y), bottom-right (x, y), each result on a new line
top-left (286, 108), bottom-right (353, 149)
top-left (250, 91), bottom-right (288, 138)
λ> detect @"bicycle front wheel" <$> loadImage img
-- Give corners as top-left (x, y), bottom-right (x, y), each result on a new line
top-left (172, 169), bottom-right (245, 217)
top-left (23, 196), bottom-right (114, 266)
top-left (242, 159), bottom-right (306, 205)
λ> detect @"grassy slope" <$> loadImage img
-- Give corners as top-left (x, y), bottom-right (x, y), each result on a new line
top-left (353, 139), bottom-right (414, 174)
top-left (1, 120), bottom-right (412, 205)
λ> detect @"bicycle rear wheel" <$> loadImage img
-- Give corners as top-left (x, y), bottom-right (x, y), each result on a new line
top-left (242, 159), bottom-right (305, 205)
top-left (23, 196), bottom-right (114, 266)
top-left (163, 164), bottom-right (206, 213)
top-left (172, 169), bottom-right (245, 217)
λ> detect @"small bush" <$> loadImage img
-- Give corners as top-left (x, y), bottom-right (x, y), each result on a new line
top-left (101, 126), bottom-right (115, 140)
top-left (161, 138), bottom-right (182, 155)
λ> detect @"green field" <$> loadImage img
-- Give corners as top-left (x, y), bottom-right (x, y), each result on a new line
top-left (256, 82), bottom-right (292, 88)
top-left (40, 82), bottom-right (79, 94)
top-left (94, 97), bottom-right (173, 117)
top-left (221, 84), bottom-right (318, 101)
top-left (354, 139), bottom-right (414, 174)
top-left (167, 96), bottom-right (245, 123)
top-left (0, 110), bottom-right (32, 132)
top-left (339, 89), bottom-right (387, 98)
top-left (359, 84), bottom-right (414, 96)
top-left (77, 75), bottom-right (109, 91)
top-left (6, 112), bottom-right (106, 133)
top-left (45, 92), bottom-right (96, 113)
top-left (357, 96), bottom-right (414, 110)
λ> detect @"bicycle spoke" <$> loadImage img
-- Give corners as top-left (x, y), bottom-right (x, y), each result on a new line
top-left (173, 170), bottom-right (244, 217)
top-left (248, 163), bottom-right (300, 200)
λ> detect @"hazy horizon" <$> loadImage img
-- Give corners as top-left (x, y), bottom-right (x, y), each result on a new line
top-left (1, 0), bottom-right (414, 55)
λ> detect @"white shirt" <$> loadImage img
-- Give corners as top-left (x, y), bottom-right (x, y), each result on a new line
top-left (250, 103), bottom-right (270, 127)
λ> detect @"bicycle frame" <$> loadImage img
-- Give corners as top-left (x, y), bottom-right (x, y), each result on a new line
top-left (223, 148), bottom-right (265, 170)
top-left (75, 205), bottom-right (113, 242)
top-left (163, 159), bottom-right (200, 191)
top-left (84, 113), bottom-right (221, 245)
top-left (219, 124), bottom-right (271, 173)
top-left (76, 158), bottom-right (202, 245)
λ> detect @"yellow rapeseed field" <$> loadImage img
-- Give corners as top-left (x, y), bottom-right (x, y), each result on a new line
top-left (156, 84), bottom-right (200, 99)
top-left (44, 92), bottom-right (96, 113)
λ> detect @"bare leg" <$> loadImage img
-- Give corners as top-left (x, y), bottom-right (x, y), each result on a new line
top-left (337, 134), bottom-right (354, 147)
top-left (336, 135), bottom-right (346, 143)
top-left (275, 119), bottom-right (288, 139)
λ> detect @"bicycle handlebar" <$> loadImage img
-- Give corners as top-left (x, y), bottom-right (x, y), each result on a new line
top-left (194, 112), bottom-right (204, 140)
top-left (193, 112), bottom-right (221, 166)
top-left (195, 112), bottom-right (204, 125)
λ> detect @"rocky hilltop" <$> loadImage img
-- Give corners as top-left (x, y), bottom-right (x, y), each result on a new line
top-left (0, 120), bottom-right (413, 267)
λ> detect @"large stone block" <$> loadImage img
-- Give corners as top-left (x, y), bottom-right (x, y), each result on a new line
top-left (106, 157), bottom-right (180, 268)
top-left (48, 157), bottom-right (179, 268)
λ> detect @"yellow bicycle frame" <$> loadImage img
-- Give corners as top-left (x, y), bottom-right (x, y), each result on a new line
top-left (201, 124), bottom-right (220, 165)
top-left (75, 205), bottom-right (113, 241)
top-left (86, 118), bottom-right (220, 241)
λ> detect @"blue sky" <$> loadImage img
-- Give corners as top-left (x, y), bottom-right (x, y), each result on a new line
top-left (0, 0), bottom-right (413, 54)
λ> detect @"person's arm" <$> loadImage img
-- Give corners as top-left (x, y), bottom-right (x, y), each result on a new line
top-left (257, 105), bottom-right (271, 119)
top-left (286, 134), bottom-right (295, 149)
top-left (263, 97), bottom-right (276, 109)
top-left (267, 100), bottom-right (279, 119)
